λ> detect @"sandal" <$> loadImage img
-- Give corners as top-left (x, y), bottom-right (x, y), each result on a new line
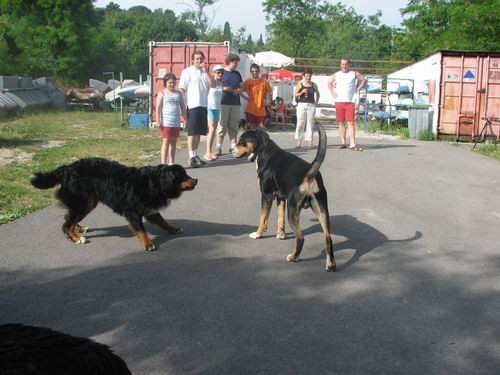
top-left (337, 145), bottom-right (347, 149)
top-left (203, 154), bottom-right (215, 161)
top-left (349, 146), bottom-right (363, 151)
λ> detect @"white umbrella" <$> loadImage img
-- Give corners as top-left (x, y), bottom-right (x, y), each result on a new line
top-left (252, 51), bottom-right (294, 68)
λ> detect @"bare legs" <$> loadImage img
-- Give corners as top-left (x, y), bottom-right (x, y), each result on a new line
top-left (161, 137), bottom-right (177, 165)
top-left (338, 121), bottom-right (357, 148)
top-left (205, 120), bottom-right (218, 160)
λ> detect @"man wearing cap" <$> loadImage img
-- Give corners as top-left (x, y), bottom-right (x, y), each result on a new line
top-left (215, 53), bottom-right (243, 156)
top-left (241, 63), bottom-right (273, 129)
top-left (179, 50), bottom-right (216, 167)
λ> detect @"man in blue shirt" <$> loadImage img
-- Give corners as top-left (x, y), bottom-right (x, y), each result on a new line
top-left (215, 53), bottom-right (243, 156)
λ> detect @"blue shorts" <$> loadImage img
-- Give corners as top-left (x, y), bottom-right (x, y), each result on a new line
top-left (208, 109), bottom-right (220, 122)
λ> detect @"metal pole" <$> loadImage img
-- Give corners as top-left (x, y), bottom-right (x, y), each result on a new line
top-left (102, 71), bottom-right (117, 125)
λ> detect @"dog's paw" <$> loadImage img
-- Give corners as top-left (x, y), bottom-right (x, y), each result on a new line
top-left (287, 253), bottom-right (300, 262)
top-left (326, 261), bottom-right (337, 272)
top-left (276, 232), bottom-right (286, 240)
top-left (77, 236), bottom-right (88, 244)
top-left (172, 227), bottom-right (183, 235)
top-left (145, 243), bottom-right (156, 251)
top-left (249, 232), bottom-right (262, 239)
top-left (75, 224), bottom-right (89, 234)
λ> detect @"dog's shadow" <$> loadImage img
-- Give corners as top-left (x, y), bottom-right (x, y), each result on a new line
top-left (86, 219), bottom-right (255, 243)
top-left (85, 215), bottom-right (421, 271)
top-left (299, 214), bottom-right (421, 271)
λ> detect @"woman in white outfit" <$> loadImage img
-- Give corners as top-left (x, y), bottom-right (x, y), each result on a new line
top-left (294, 68), bottom-right (320, 149)
top-left (205, 65), bottom-right (224, 161)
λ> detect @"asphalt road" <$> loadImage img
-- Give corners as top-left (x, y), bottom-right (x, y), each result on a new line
top-left (1, 130), bottom-right (499, 374)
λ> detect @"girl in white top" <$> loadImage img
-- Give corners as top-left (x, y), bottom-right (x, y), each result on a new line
top-left (155, 73), bottom-right (187, 165)
top-left (204, 65), bottom-right (224, 161)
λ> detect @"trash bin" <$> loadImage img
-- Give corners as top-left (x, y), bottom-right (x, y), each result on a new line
top-left (408, 105), bottom-right (432, 139)
top-left (128, 113), bottom-right (149, 128)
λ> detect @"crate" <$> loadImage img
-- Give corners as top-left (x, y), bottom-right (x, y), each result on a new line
top-left (129, 113), bottom-right (149, 128)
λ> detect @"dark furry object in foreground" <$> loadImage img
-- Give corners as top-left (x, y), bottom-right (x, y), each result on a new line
top-left (30, 157), bottom-right (197, 251)
top-left (0, 324), bottom-right (132, 375)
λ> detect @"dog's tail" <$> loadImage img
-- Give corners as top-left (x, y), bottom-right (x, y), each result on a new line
top-left (30, 167), bottom-right (64, 189)
top-left (305, 123), bottom-right (327, 180)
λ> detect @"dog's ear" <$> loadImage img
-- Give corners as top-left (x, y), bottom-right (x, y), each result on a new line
top-left (158, 166), bottom-right (177, 194)
top-left (255, 129), bottom-right (270, 146)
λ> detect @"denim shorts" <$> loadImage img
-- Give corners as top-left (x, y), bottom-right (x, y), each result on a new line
top-left (207, 108), bottom-right (220, 122)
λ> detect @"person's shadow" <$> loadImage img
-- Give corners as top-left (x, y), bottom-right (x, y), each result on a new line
top-left (303, 214), bottom-right (422, 271)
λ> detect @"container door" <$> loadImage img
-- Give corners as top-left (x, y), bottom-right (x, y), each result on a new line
top-left (439, 55), bottom-right (481, 138)
top-left (479, 57), bottom-right (500, 136)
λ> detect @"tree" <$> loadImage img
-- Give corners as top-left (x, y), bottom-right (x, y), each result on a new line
top-left (101, 7), bottom-right (197, 78)
top-left (395, 0), bottom-right (500, 59)
top-left (263, 0), bottom-right (325, 57)
top-left (179, 0), bottom-right (220, 39)
top-left (255, 33), bottom-right (266, 52)
top-left (223, 21), bottom-right (232, 42)
top-left (0, 0), bottom-right (98, 80)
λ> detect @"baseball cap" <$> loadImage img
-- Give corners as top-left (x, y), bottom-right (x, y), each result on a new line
top-left (212, 64), bottom-right (224, 72)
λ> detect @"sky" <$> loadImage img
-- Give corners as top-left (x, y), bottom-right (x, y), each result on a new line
top-left (94, 0), bottom-right (409, 40)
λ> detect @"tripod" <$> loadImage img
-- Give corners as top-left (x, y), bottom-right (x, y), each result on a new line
top-left (472, 117), bottom-right (499, 150)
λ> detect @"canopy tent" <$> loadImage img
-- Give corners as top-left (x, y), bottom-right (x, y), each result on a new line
top-left (266, 69), bottom-right (302, 82)
top-left (252, 51), bottom-right (294, 68)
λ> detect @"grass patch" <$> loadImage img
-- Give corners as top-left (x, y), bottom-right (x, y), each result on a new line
top-left (473, 144), bottom-right (500, 160)
top-left (417, 129), bottom-right (436, 141)
top-left (367, 120), bottom-right (409, 139)
top-left (0, 111), bottom-right (184, 224)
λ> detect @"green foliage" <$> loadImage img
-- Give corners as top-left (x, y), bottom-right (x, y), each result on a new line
top-left (3, 0), bottom-right (496, 83)
top-left (0, 0), bottom-right (97, 80)
top-left (263, 0), bottom-right (324, 57)
top-left (417, 130), bottom-right (437, 141)
top-left (223, 21), bottom-right (232, 41)
top-left (474, 144), bottom-right (500, 161)
top-left (395, 0), bottom-right (500, 60)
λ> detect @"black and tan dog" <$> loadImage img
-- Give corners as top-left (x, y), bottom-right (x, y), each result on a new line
top-left (30, 157), bottom-right (197, 251)
top-left (232, 124), bottom-right (336, 271)
top-left (0, 324), bottom-right (132, 374)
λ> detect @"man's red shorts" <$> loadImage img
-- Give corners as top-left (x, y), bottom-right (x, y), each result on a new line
top-left (246, 113), bottom-right (266, 127)
top-left (335, 102), bottom-right (355, 123)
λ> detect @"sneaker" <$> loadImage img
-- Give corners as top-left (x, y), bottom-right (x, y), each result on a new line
top-left (188, 157), bottom-right (199, 168)
top-left (195, 156), bottom-right (207, 166)
top-left (215, 148), bottom-right (222, 157)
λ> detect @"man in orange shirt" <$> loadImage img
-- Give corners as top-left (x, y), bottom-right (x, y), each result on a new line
top-left (242, 63), bottom-right (273, 129)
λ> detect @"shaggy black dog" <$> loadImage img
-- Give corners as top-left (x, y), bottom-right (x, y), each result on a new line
top-left (0, 324), bottom-right (131, 375)
top-left (30, 157), bottom-right (197, 251)
top-left (232, 124), bottom-right (335, 271)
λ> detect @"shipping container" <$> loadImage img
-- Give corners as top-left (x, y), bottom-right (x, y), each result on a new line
top-left (387, 51), bottom-right (500, 140)
top-left (149, 41), bottom-right (263, 123)
top-left (149, 41), bottom-right (230, 121)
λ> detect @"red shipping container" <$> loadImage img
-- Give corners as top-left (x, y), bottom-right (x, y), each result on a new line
top-left (439, 53), bottom-right (500, 139)
top-left (148, 41), bottom-right (230, 121)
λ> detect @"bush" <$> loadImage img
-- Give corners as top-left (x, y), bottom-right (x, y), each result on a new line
top-left (417, 130), bottom-right (436, 141)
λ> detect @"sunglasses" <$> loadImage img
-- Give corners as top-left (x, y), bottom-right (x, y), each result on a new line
top-left (215, 71), bottom-right (224, 75)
